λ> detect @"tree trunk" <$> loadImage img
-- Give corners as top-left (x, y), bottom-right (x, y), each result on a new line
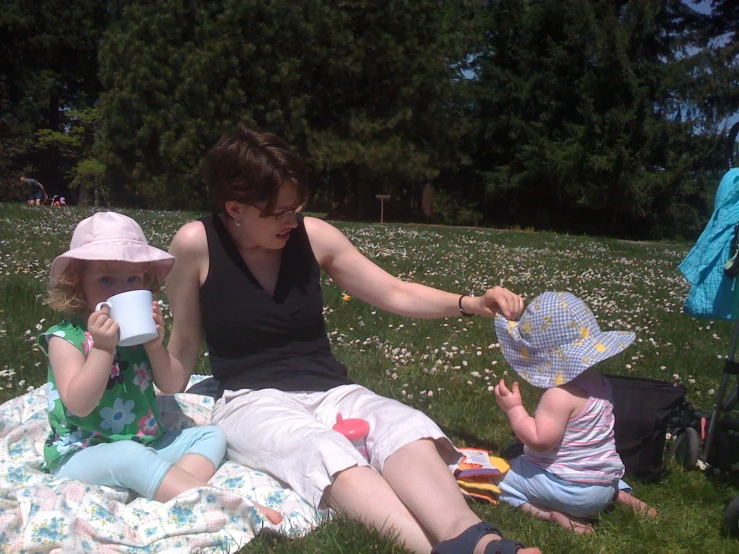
top-left (48, 92), bottom-right (61, 192)
top-left (422, 183), bottom-right (434, 219)
top-left (77, 181), bottom-right (89, 206)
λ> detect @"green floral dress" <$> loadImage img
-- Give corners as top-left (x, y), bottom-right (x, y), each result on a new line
top-left (39, 319), bottom-right (164, 472)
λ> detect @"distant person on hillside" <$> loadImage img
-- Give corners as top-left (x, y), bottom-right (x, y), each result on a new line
top-left (22, 176), bottom-right (47, 206)
top-left (165, 124), bottom-right (542, 554)
top-left (494, 292), bottom-right (656, 534)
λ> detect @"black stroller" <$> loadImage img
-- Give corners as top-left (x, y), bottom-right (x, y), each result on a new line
top-left (675, 120), bottom-right (739, 536)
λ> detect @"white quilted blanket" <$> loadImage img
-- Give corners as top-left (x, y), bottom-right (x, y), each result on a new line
top-left (0, 376), bottom-right (326, 553)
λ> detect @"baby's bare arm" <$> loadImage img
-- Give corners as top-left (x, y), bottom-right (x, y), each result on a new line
top-left (497, 381), bottom-right (577, 452)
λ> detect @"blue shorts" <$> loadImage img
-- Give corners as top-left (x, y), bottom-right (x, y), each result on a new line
top-left (29, 190), bottom-right (44, 201)
top-left (498, 456), bottom-right (631, 518)
top-left (55, 425), bottom-right (226, 499)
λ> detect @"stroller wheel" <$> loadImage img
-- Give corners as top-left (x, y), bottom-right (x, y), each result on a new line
top-left (707, 428), bottom-right (732, 472)
top-left (675, 427), bottom-right (701, 469)
top-left (725, 494), bottom-right (739, 537)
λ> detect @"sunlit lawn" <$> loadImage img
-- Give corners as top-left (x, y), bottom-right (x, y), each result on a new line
top-left (1, 203), bottom-right (739, 553)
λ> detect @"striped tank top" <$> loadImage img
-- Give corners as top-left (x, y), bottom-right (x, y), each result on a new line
top-left (524, 373), bottom-right (625, 485)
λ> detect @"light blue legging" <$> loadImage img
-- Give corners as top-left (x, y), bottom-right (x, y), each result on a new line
top-left (55, 425), bottom-right (226, 499)
top-left (498, 455), bottom-right (631, 518)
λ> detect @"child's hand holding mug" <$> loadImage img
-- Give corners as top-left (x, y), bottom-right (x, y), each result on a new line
top-left (87, 306), bottom-right (119, 354)
top-left (144, 301), bottom-right (166, 350)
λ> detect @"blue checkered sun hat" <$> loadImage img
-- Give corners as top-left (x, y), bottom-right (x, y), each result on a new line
top-left (494, 291), bottom-right (635, 388)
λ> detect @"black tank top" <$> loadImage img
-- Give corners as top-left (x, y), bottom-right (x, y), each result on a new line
top-left (199, 213), bottom-right (352, 393)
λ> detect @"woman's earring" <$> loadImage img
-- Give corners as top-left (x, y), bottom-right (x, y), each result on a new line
top-left (234, 218), bottom-right (241, 227)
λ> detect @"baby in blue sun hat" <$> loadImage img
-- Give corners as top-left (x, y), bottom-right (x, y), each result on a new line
top-left (493, 291), bottom-right (656, 534)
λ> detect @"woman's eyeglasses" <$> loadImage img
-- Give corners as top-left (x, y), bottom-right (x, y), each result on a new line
top-left (249, 203), bottom-right (304, 222)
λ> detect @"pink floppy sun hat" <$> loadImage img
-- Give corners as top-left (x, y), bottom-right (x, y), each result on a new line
top-left (50, 211), bottom-right (175, 286)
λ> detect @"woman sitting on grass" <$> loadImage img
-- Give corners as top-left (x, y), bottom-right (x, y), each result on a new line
top-left (165, 124), bottom-right (542, 554)
top-left (494, 291), bottom-right (657, 534)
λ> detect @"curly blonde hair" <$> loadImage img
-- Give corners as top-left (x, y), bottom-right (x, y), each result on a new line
top-left (47, 260), bottom-right (162, 314)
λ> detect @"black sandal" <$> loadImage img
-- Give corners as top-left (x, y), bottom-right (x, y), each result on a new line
top-left (431, 522), bottom-right (525, 554)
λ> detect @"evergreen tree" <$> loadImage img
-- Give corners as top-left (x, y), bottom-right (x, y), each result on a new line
top-left (472, 0), bottom-right (713, 238)
top-left (97, 0), bottom-right (480, 213)
top-left (0, 1), bottom-right (118, 199)
top-left (687, 0), bottom-right (739, 127)
top-left (293, 1), bottom-right (480, 219)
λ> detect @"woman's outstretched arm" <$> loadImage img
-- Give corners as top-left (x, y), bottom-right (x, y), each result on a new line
top-left (304, 216), bottom-right (524, 320)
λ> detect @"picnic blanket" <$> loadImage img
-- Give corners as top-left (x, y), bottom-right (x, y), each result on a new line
top-left (0, 375), bottom-right (327, 553)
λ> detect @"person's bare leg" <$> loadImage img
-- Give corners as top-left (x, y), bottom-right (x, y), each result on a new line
top-left (520, 502), bottom-right (593, 535)
top-left (327, 465), bottom-right (434, 554)
top-left (614, 490), bottom-right (657, 517)
top-left (154, 464), bottom-right (215, 502)
top-left (155, 455), bottom-right (283, 524)
top-left (171, 453), bottom-right (217, 482)
top-left (382, 439), bottom-right (541, 554)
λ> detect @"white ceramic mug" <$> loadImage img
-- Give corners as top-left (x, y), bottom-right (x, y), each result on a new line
top-left (95, 289), bottom-right (157, 347)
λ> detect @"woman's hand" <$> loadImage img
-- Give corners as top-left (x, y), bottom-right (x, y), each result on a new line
top-left (494, 379), bottom-right (523, 413)
top-left (471, 287), bottom-right (524, 320)
top-left (87, 307), bottom-right (119, 354)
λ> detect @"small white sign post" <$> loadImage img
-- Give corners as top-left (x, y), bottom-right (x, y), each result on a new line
top-left (376, 194), bottom-right (390, 223)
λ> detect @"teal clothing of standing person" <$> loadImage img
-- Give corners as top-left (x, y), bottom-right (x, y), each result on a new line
top-left (679, 168), bottom-right (739, 320)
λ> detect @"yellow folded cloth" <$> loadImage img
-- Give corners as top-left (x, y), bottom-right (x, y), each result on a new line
top-left (455, 448), bottom-right (509, 504)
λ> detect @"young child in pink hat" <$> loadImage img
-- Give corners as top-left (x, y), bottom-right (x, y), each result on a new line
top-left (39, 211), bottom-right (281, 521)
top-left (493, 291), bottom-right (656, 534)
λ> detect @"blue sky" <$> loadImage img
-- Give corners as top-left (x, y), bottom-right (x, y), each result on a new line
top-left (692, 0), bottom-right (712, 14)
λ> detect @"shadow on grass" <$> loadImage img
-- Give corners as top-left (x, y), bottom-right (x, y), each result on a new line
top-left (439, 424), bottom-right (501, 454)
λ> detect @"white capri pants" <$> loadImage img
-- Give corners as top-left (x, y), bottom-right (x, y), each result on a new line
top-left (211, 384), bottom-right (462, 507)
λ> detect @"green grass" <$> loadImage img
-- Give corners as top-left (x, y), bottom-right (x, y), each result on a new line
top-left (1, 203), bottom-right (739, 553)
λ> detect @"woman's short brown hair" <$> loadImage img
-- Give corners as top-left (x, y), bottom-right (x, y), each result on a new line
top-left (204, 124), bottom-right (309, 215)
top-left (47, 260), bottom-right (162, 314)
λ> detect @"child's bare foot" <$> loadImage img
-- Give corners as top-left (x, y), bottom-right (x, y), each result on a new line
top-left (549, 511), bottom-right (593, 535)
top-left (614, 490), bottom-right (657, 517)
top-left (253, 501), bottom-right (283, 524)
top-left (520, 502), bottom-right (593, 535)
